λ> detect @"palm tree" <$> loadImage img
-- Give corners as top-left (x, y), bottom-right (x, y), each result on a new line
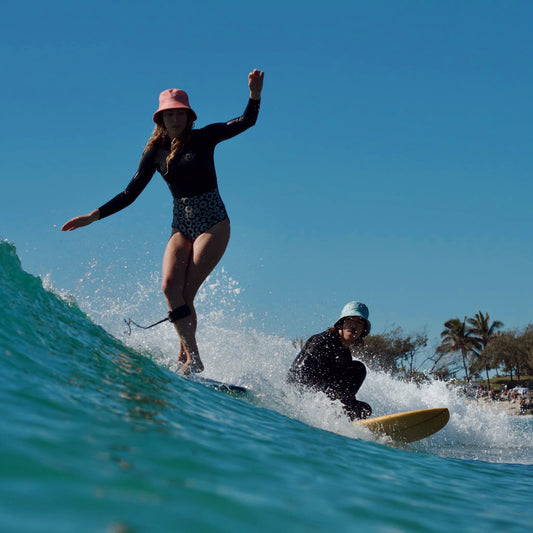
top-left (436, 317), bottom-right (480, 382)
top-left (467, 311), bottom-right (503, 389)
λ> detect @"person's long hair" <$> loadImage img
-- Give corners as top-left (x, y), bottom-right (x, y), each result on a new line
top-left (144, 112), bottom-right (195, 174)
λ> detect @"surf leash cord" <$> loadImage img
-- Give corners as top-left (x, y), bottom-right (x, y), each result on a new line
top-left (124, 304), bottom-right (192, 335)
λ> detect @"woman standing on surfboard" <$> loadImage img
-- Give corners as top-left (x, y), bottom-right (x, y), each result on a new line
top-left (287, 301), bottom-right (372, 420)
top-left (62, 69), bottom-right (264, 374)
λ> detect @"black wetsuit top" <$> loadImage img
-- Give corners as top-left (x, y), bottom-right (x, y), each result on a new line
top-left (287, 329), bottom-right (371, 418)
top-left (98, 98), bottom-right (260, 219)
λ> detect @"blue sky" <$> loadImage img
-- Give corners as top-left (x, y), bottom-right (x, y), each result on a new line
top-left (1, 0), bottom-right (532, 357)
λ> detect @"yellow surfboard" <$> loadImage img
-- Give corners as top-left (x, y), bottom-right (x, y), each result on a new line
top-left (355, 407), bottom-right (450, 443)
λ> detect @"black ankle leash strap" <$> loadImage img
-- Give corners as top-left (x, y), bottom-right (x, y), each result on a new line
top-left (124, 304), bottom-right (192, 335)
top-left (168, 304), bottom-right (192, 322)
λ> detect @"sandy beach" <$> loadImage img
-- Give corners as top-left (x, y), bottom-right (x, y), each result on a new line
top-left (474, 397), bottom-right (532, 416)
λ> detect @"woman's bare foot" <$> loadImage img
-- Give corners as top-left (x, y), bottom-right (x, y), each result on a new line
top-left (188, 354), bottom-right (204, 374)
top-left (178, 342), bottom-right (187, 364)
top-left (176, 355), bottom-right (204, 375)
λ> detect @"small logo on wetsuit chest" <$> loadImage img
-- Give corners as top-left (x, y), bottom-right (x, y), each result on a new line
top-left (183, 152), bottom-right (195, 161)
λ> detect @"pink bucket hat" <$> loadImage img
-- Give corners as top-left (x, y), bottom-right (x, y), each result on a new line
top-left (153, 89), bottom-right (197, 124)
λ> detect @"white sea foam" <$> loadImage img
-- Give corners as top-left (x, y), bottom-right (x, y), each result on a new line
top-left (76, 264), bottom-right (533, 464)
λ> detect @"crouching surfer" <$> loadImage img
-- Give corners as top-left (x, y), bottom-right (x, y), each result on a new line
top-left (287, 301), bottom-right (372, 420)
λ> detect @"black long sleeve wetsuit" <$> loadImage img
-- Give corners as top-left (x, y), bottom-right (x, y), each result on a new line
top-left (98, 98), bottom-right (260, 219)
top-left (287, 329), bottom-right (372, 419)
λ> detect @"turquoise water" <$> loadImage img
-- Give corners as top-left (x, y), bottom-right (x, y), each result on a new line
top-left (1, 239), bottom-right (532, 532)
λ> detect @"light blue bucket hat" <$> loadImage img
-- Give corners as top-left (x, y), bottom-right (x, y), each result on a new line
top-left (334, 301), bottom-right (371, 337)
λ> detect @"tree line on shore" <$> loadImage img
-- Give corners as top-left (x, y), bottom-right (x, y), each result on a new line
top-left (358, 312), bottom-right (533, 386)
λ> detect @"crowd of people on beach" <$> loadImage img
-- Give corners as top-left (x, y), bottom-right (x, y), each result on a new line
top-left (475, 385), bottom-right (533, 415)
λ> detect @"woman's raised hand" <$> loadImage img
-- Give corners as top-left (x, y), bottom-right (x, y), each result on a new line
top-left (248, 69), bottom-right (264, 100)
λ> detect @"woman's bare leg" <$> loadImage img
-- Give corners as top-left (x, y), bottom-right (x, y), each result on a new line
top-left (161, 232), bottom-right (200, 371)
top-left (184, 219), bottom-right (231, 305)
top-left (161, 218), bottom-right (230, 373)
